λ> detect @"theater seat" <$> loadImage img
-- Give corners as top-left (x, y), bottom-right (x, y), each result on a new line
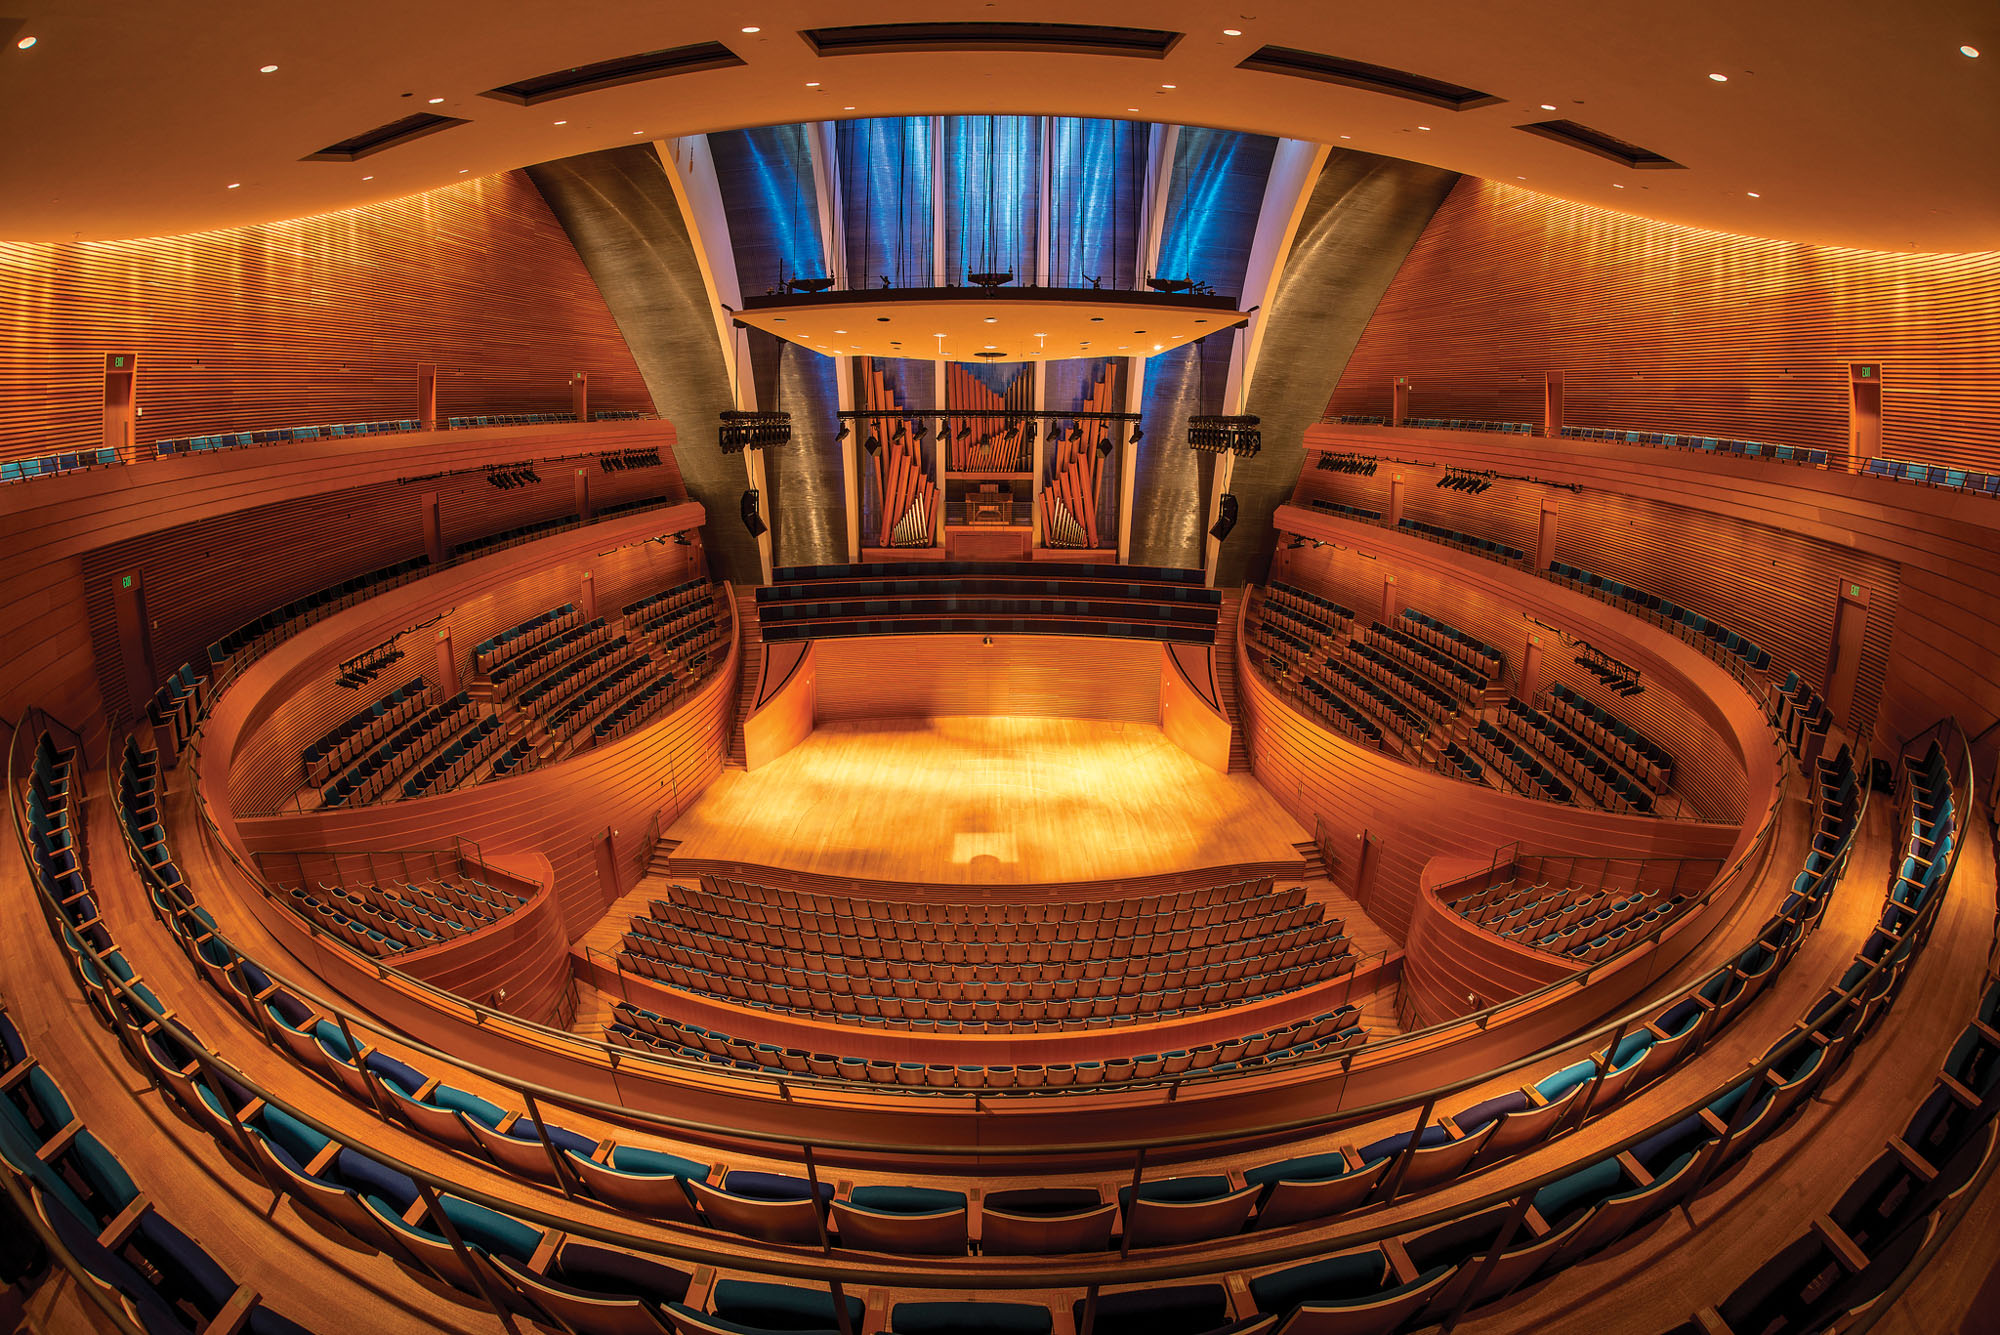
top-left (830, 1185), bottom-right (969, 1254)
top-left (889, 1299), bottom-right (1053, 1334)
top-left (981, 1187), bottom-right (1117, 1253)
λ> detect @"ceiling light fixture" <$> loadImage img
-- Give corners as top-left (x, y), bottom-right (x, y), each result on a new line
top-left (1707, 72), bottom-right (1728, 81)
top-left (1746, 191), bottom-right (1761, 198)
top-left (1161, 83), bottom-right (1176, 89)
top-left (553, 119), bottom-right (566, 125)
top-left (1540, 103), bottom-right (1556, 110)
top-left (260, 64), bottom-right (279, 73)
top-left (741, 26), bottom-right (761, 33)
top-left (1418, 124), bottom-right (1432, 130)
top-left (15, 35), bottom-right (36, 49)
top-left (844, 105), bottom-right (855, 110)
top-left (428, 96), bottom-right (445, 103)
top-left (1961, 44), bottom-right (1980, 57)
top-left (227, 182), bottom-right (241, 189)
top-left (1223, 28), bottom-right (1242, 36)
top-left (362, 175), bottom-right (374, 181)
top-left (1611, 182), bottom-right (1625, 188)
top-left (806, 81), bottom-right (820, 87)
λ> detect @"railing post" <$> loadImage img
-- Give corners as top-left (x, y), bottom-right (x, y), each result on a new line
top-left (1439, 1185), bottom-right (1535, 1331)
top-left (1380, 1094), bottom-right (1437, 1202)
top-left (1118, 1146), bottom-right (1149, 1260)
top-left (520, 1089), bottom-right (580, 1201)
top-left (410, 1177), bottom-right (526, 1335)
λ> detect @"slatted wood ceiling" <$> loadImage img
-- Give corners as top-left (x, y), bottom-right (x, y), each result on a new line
top-left (1327, 178), bottom-right (2000, 472)
top-left (0, 171), bottom-right (652, 462)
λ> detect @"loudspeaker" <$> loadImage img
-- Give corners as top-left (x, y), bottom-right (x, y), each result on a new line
top-left (1209, 492), bottom-right (1239, 542)
top-left (740, 489), bottom-right (767, 538)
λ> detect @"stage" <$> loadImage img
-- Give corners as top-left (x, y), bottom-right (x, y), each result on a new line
top-left (663, 717), bottom-right (1309, 885)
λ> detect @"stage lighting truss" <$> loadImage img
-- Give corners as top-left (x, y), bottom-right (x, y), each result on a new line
top-left (719, 410), bottom-right (794, 455)
top-left (597, 448), bottom-right (661, 472)
top-left (484, 460), bottom-right (542, 489)
top-left (1187, 415), bottom-right (1262, 459)
top-left (1439, 468), bottom-right (1494, 493)
top-left (1315, 451), bottom-right (1379, 476)
top-left (335, 640), bottom-right (405, 690)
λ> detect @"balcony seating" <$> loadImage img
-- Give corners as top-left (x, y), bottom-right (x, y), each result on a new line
top-left (303, 677), bottom-right (430, 784)
top-left (1501, 699), bottom-right (1656, 813)
top-left (1560, 425), bottom-right (1830, 468)
top-left (1467, 720), bottom-right (1573, 804)
top-left (1548, 561), bottom-right (1773, 675)
top-left (1307, 497), bottom-right (1386, 522)
top-left (319, 691), bottom-right (478, 807)
top-left (981, 1188), bottom-right (1118, 1254)
top-left (1545, 682), bottom-right (1674, 790)
top-left (1396, 516), bottom-right (1527, 562)
top-left (154, 418), bottom-right (423, 455)
top-left (0, 445), bottom-right (122, 480)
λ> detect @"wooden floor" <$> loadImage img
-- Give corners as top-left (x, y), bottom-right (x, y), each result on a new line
top-left (665, 717), bottom-right (1310, 885)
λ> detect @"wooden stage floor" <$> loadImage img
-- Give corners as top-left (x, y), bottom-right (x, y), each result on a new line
top-left (664, 717), bottom-right (1310, 885)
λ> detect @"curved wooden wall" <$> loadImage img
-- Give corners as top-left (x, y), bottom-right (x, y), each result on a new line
top-left (1401, 856), bottom-right (1571, 1027)
top-left (1236, 532), bottom-right (1772, 944)
top-left (198, 511), bottom-right (733, 943)
top-left (1326, 177), bottom-right (2000, 472)
top-left (1294, 424), bottom-right (2000, 779)
top-left (809, 633), bottom-right (1165, 724)
top-left (0, 420), bottom-right (680, 738)
top-left (0, 171), bottom-right (652, 463)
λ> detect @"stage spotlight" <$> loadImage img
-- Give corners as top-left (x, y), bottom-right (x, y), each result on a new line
top-left (1130, 426), bottom-right (1144, 445)
top-left (1209, 492), bottom-right (1239, 541)
top-left (863, 433), bottom-right (880, 454)
top-left (957, 422), bottom-right (973, 443)
top-left (740, 489), bottom-right (767, 537)
top-left (1024, 421), bottom-right (1038, 445)
top-left (1287, 536), bottom-right (1308, 550)
top-left (912, 419), bottom-right (928, 441)
top-left (834, 421), bottom-right (851, 442)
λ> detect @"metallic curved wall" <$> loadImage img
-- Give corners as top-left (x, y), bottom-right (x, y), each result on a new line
top-left (748, 331), bottom-right (846, 567)
top-left (525, 147), bottom-right (763, 584)
top-left (1221, 150), bottom-right (1460, 587)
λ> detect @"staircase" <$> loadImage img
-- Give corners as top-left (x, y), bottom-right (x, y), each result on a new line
top-left (725, 589), bottom-right (763, 769)
top-left (1292, 837), bottom-right (1330, 880)
top-left (647, 838), bottom-right (681, 878)
top-left (1214, 589), bottom-right (1253, 772)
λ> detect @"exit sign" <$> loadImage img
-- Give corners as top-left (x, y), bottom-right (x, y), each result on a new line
top-left (121, 575), bottom-right (133, 589)
top-left (105, 353), bottom-right (133, 371)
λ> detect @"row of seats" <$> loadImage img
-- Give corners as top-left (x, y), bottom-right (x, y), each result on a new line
top-left (1396, 516), bottom-right (1527, 562)
top-left (623, 576), bottom-right (713, 621)
top-left (319, 691), bottom-right (476, 808)
top-left (689, 873), bottom-right (1284, 927)
top-left (1347, 639), bottom-right (1464, 718)
top-left (1548, 561), bottom-right (1774, 675)
top-left (1405, 417), bottom-right (1536, 434)
top-left (489, 615), bottom-right (612, 692)
top-left (1289, 668), bottom-right (1387, 746)
top-left (302, 676), bottom-right (429, 784)
top-left (632, 587), bottom-right (724, 639)
top-left (1307, 497), bottom-right (1383, 522)
top-left (1560, 425), bottom-right (1829, 467)
top-left (155, 418), bottom-right (422, 455)
top-left (146, 661), bottom-right (210, 759)
top-left (1468, 720), bottom-right (1574, 803)
top-left (1863, 456), bottom-right (2000, 494)
top-left (1399, 608), bottom-right (1505, 677)
top-left (610, 1004), bottom-right (1367, 1100)
top-left (546, 655), bottom-right (657, 743)
top-left (0, 445), bottom-right (121, 481)
top-left (1440, 741), bottom-right (1484, 782)
top-left (473, 602), bottom-right (579, 675)
top-left (1265, 580), bottom-right (1354, 632)
top-left (520, 634), bottom-right (637, 713)
top-left (0, 995), bottom-right (313, 1333)
top-left (1366, 621), bottom-right (1489, 695)
top-left (491, 737), bottom-right (538, 779)
top-left (206, 553), bottom-right (432, 673)
top-left (447, 412), bottom-right (579, 428)
top-left (1545, 681), bottom-right (1674, 789)
top-left (1772, 669), bottom-right (1835, 766)
top-left (1501, 699), bottom-right (1657, 814)
top-left (400, 713), bottom-right (505, 799)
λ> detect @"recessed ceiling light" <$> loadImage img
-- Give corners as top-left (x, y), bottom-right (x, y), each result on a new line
top-left (362, 175), bottom-right (374, 180)
top-left (983, 317), bottom-right (998, 324)
top-left (458, 168), bottom-right (468, 173)
top-left (15, 35), bottom-right (36, 49)
top-left (844, 105), bottom-right (855, 111)
top-left (1962, 44), bottom-right (1981, 58)
top-left (1161, 83), bottom-right (1176, 89)
top-left (1517, 175), bottom-right (1526, 180)
top-left (1746, 191), bottom-right (1761, 198)
top-left (1707, 72), bottom-right (1728, 82)
top-left (633, 130), bottom-right (644, 135)
top-left (1127, 107), bottom-right (1139, 112)
top-left (1223, 28), bottom-right (1242, 36)
top-left (806, 81), bottom-right (820, 87)
top-left (428, 96), bottom-right (445, 103)
top-left (227, 182), bottom-right (241, 189)
top-left (741, 26), bottom-right (761, 33)
top-left (1611, 182), bottom-right (1625, 188)
top-left (834, 329), bottom-right (847, 333)
top-left (1418, 125), bottom-right (1432, 131)
top-left (1540, 103), bottom-right (1557, 110)
top-left (984, 344), bottom-right (997, 349)
top-left (1339, 134), bottom-right (1350, 140)
top-left (260, 64), bottom-right (279, 73)
top-left (1033, 332), bottom-right (1046, 337)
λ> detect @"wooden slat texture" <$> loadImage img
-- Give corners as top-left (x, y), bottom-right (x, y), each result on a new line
top-left (809, 634), bottom-right (1165, 724)
top-left (1327, 178), bottom-right (2000, 472)
top-left (0, 171), bottom-right (652, 463)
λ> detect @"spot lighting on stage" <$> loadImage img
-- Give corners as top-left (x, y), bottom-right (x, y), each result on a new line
top-left (718, 410), bottom-right (793, 454)
top-left (1129, 425), bottom-right (1145, 445)
top-left (1187, 415), bottom-right (1262, 458)
top-left (834, 421), bottom-right (851, 442)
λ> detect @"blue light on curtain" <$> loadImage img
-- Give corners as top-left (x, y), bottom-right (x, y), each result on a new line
top-left (707, 125), bottom-right (827, 296)
top-left (1155, 127), bottom-right (1278, 300)
top-left (1047, 118), bottom-right (1147, 289)
top-left (837, 117), bottom-right (933, 289)
top-left (944, 116), bottom-right (1039, 284)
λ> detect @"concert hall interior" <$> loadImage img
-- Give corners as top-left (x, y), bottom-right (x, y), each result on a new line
top-left (4, 4), bottom-right (2000, 1333)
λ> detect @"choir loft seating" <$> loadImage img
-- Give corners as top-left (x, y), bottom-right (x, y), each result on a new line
top-left (251, 844), bottom-right (532, 962)
top-left (757, 562), bottom-right (1221, 645)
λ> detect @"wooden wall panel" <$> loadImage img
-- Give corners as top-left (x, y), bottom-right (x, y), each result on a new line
top-left (1327, 179), bottom-right (2000, 471)
top-left (1291, 438), bottom-right (1902, 747)
top-left (810, 635), bottom-right (1164, 724)
top-left (0, 171), bottom-right (654, 463)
